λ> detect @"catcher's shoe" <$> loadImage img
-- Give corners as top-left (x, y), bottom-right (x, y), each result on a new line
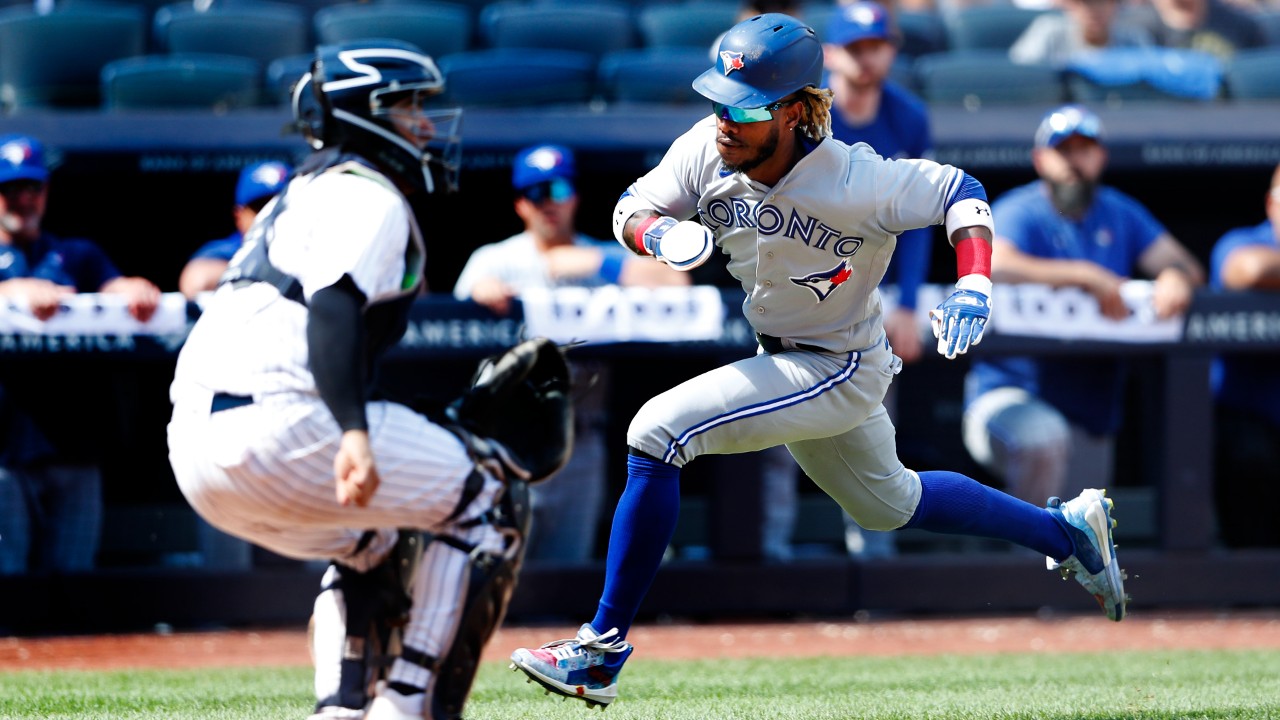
top-left (509, 624), bottom-right (633, 709)
top-left (1046, 488), bottom-right (1129, 621)
top-left (305, 708), bottom-right (364, 720)
top-left (364, 683), bottom-right (423, 720)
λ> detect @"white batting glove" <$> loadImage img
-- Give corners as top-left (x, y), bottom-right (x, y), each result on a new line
top-left (641, 217), bottom-right (715, 271)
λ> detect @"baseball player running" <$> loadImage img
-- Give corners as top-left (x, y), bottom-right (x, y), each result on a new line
top-left (167, 41), bottom-right (562, 720)
top-left (510, 13), bottom-right (1128, 709)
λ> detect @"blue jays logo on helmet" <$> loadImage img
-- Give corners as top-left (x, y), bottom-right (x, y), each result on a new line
top-left (693, 13), bottom-right (823, 108)
top-left (719, 50), bottom-right (746, 75)
top-left (791, 260), bottom-right (853, 302)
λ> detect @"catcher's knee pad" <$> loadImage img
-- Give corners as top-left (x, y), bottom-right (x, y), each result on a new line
top-left (313, 532), bottom-right (424, 713)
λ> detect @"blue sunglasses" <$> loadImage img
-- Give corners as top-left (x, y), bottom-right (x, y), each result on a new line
top-left (712, 99), bottom-right (794, 124)
top-left (519, 178), bottom-right (575, 203)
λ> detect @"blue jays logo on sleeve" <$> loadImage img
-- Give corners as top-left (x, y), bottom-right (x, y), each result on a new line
top-left (720, 51), bottom-right (745, 75)
top-left (791, 260), bottom-right (853, 302)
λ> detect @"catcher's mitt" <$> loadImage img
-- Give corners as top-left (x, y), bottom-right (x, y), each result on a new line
top-left (445, 337), bottom-right (573, 483)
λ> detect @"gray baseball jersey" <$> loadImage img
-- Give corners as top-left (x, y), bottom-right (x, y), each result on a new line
top-left (622, 117), bottom-right (968, 529)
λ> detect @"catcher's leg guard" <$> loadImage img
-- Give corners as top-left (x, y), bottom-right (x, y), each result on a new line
top-left (377, 479), bottom-right (531, 720)
top-left (313, 531), bottom-right (423, 715)
top-left (432, 479), bottom-right (531, 720)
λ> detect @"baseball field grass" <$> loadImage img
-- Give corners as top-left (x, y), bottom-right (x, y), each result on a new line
top-left (1, 648), bottom-right (1278, 719)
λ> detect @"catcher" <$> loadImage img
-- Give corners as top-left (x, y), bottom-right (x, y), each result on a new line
top-left (166, 40), bottom-right (572, 720)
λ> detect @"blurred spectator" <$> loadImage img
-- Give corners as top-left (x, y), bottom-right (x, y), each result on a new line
top-left (1131, 0), bottom-right (1268, 61)
top-left (452, 144), bottom-right (689, 563)
top-left (961, 106), bottom-right (1204, 506)
top-left (0, 133), bottom-right (161, 575)
top-left (1207, 161), bottom-right (1280, 548)
top-left (1010, 0), bottom-right (1154, 67)
top-left (819, 0), bottom-right (937, 558)
top-left (178, 160), bottom-right (291, 299)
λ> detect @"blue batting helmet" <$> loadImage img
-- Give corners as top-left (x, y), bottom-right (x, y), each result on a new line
top-left (693, 13), bottom-right (823, 109)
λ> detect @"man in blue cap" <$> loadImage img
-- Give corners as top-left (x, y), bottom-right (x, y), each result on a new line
top-left (818, 0), bottom-right (936, 558)
top-left (962, 104), bottom-right (1204, 506)
top-left (178, 160), bottom-right (292, 299)
top-left (453, 144), bottom-right (688, 564)
top-left (0, 132), bottom-right (162, 575)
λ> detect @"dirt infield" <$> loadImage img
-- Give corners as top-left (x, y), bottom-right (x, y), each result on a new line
top-left (3, 610), bottom-right (1279, 671)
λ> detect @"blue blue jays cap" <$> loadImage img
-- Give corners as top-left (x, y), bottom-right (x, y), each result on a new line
top-left (825, 1), bottom-right (897, 46)
top-left (1035, 105), bottom-right (1104, 149)
top-left (235, 161), bottom-right (291, 207)
top-left (0, 134), bottom-right (49, 185)
top-left (511, 144), bottom-right (575, 191)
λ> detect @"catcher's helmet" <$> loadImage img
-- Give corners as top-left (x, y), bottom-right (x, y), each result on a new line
top-left (291, 40), bottom-right (462, 194)
top-left (693, 13), bottom-right (823, 109)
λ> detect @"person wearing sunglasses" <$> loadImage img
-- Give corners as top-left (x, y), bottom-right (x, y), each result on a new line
top-left (452, 144), bottom-right (689, 566)
top-left (510, 13), bottom-right (1130, 710)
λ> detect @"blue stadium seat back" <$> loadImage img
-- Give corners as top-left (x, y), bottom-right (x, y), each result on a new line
top-left (598, 46), bottom-right (711, 104)
top-left (1255, 9), bottom-right (1280, 46)
top-left (637, 1), bottom-right (739, 49)
top-left (1064, 75), bottom-right (1207, 104)
top-left (915, 50), bottom-right (1065, 107)
top-left (314, 2), bottom-right (474, 58)
top-left (154, 1), bottom-right (310, 66)
top-left (942, 5), bottom-right (1048, 52)
top-left (479, 1), bottom-right (636, 58)
top-left (804, 3), bottom-right (835, 42)
top-left (101, 52), bottom-right (262, 109)
top-left (1225, 48), bottom-right (1280, 100)
top-left (265, 52), bottom-right (315, 106)
top-left (0, 5), bottom-right (147, 110)
top-left (438, 48), bottom-right (597, 107)
top-left (897, 9), bottom-right (948, 58)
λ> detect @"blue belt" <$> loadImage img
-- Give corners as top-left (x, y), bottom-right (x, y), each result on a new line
top-left (211, 393), bottom-right (253, 413)
top-left (756, 333), bottom-right (825, 355)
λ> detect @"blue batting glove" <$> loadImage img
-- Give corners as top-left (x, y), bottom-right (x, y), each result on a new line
top-left (929, 277), bottom-right (992, 360)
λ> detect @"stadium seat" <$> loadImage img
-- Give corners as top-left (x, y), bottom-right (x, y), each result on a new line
top-left (437, 48), bottom-right (597, 107)
top-left (314, 2), bottom-right (474, 59)
top-left (597, 46), bottom-right (711, 104)
top-left (101, 53), bottom-right (261, 110)
top-left (265, 52), bottom-right (314, 106)
top-left (1225, 48), bottom-right (1280, 100)
top-left (915, 51), bottom-right (1065, 108)
top-left (1255, 9), bottom-right (1280, 46)
top-left (637, 1), bottom-right (739, 49)
top-left (897, 10), bottom-right (948, 58)
top-left (479, 1), bottom-right (636, 59)
top-left (0, 5), bottom-right (146, 110)
top-left (941, 5), bottom-right (1048, 52)
top-left (153, 1), bottom-right (310, 67)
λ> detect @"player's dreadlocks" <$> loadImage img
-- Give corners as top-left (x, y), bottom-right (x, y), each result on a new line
top-left (794, 86), bottom-right (834, 141)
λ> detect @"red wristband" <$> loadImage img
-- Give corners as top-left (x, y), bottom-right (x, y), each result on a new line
top-left (633, 216), bottom-right (661, 255)
top-left (955, 236), bottom-right (991, 279)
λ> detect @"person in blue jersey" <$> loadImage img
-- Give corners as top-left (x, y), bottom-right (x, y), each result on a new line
top-left (1207, 161), bottom-right (1280, 548)
top-left (0, 133), bottom-right (161, 575)
top-left (179, 160), bottom-right (292, 299)
top-left (962, 106), bottom-right (1204, 507)
top-left (821, 0), bottom-right (934, 557)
